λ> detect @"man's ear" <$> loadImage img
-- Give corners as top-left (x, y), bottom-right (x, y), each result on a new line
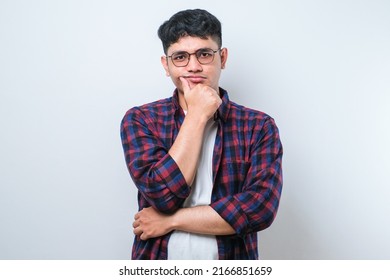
top-left (220, 48), bottom-right (228, 69)
top-left (161, 55), bottom-right (170, 76)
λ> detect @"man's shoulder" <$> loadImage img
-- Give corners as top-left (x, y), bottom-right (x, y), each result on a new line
top-left (228, 100), bottom-right (272, 122)
top-left (226, 100), bottom-right (280, 140)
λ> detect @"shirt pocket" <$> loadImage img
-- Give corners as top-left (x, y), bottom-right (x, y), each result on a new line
top-left (219, 160), bottom-right (251, 194)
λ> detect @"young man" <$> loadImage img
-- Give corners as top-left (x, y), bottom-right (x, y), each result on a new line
top-left (121, 9), bottom-right (283, 259)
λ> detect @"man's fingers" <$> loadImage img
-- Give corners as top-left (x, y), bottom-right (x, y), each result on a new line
top-left (140, 233), bottom-right (149, 241)
top-left (179, 77), bottom-right (191, 92)
top-left (132, 220), bottom-right (139, 228)
top-left (133, 225), bottom-right (150, 240)
top-left (133, 226), bottom-right (142, 235)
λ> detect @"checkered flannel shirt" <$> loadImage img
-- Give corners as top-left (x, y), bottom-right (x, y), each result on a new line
top-left (121, 88), bottom-right (283, 259)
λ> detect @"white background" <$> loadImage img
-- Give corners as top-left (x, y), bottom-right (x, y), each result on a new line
top-left (0, 0), bottom-right (389, 259)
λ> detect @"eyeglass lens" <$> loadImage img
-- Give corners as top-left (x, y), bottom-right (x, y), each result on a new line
top-left (170, 48), bottom-right (217, 67)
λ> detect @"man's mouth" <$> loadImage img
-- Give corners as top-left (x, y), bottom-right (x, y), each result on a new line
top-left (182, 75), bottom-right (207, 83)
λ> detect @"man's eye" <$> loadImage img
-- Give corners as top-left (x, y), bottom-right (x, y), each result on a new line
top-left (172, 54), bottom-right (187, 61)
top-left (198, 51), bottom-right (213, 57)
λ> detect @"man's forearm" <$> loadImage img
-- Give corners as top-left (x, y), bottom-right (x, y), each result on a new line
top-left (171, 205), bottom-right (235, 235)
top-left (169, 80), bottom-right (222, 186)
top-left (133, 205), bottom-right (235, 240)
top-left (168, 113), bottom-right (207, 186)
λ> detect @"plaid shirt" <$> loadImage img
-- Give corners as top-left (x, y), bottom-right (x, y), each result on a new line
top-left (121, 88), bottom-right (283, 259)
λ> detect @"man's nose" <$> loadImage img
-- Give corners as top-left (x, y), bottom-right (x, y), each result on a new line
top-left (186, 54), bottom-right (203, 72)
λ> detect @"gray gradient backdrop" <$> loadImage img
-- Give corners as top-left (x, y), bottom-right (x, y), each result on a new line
top-left (1, 0), bottom-right (389, 259)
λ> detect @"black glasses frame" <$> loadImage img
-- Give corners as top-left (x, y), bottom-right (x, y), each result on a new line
top-left (167, 48), bottom-right (221, 67)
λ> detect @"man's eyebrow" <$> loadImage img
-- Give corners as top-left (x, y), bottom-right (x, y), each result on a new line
top-left (171, 50), bottom-right (187, 54)
top-left (170, 47), bottom-right (212, 54)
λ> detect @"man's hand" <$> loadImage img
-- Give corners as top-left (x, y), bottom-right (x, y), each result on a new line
top-left (133, 207), bottom-right (173, 240)
top-left (180, 77), bottom-right (222, 122)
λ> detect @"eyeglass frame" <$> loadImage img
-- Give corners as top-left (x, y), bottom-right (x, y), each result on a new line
top-left (166, 48), bottom-right (222, 67)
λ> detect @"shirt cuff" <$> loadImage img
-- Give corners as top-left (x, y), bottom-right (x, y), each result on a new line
top-left (154, 153), bottom-right (191, 199)
top-left (210, 196), bottom-right (250, 236)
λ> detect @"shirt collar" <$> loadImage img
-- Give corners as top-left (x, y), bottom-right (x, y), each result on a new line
top-left (172, 87), bottom-right (230, 123)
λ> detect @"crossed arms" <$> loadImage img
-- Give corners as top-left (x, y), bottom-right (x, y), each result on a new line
top-left (121, 81), bottom-right (283, 240)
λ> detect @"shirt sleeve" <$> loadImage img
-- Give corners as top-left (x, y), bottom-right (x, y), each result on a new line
top-left (210, 117), bottom-right (283, 236)
top-left (120, 107), bottom-right (190, 213)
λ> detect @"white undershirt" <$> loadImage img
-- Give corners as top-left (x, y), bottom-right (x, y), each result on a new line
top-left (167, 118), bottom-right (218, 260)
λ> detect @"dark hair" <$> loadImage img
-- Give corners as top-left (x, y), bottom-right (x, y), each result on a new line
top-left (158, 9), bottom-right (222, 54)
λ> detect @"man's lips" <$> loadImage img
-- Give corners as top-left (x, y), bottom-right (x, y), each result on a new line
top-left (182, 75), bottom-right (207, 83)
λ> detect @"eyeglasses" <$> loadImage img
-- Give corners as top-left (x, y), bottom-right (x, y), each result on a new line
top-left (167, 48), bottom-right (221, 67)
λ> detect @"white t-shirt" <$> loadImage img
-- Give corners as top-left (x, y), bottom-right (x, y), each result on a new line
top-left (167, 118), bottom-right (218, 260)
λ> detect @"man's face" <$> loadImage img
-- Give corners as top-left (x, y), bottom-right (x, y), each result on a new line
top-left (161, 36), bottom-right (228, 97)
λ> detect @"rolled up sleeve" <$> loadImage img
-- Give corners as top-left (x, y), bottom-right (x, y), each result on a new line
top-left (121, 107), bottom-right (190, 213)
top-left (210, 117), bottom-right (283, 236)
